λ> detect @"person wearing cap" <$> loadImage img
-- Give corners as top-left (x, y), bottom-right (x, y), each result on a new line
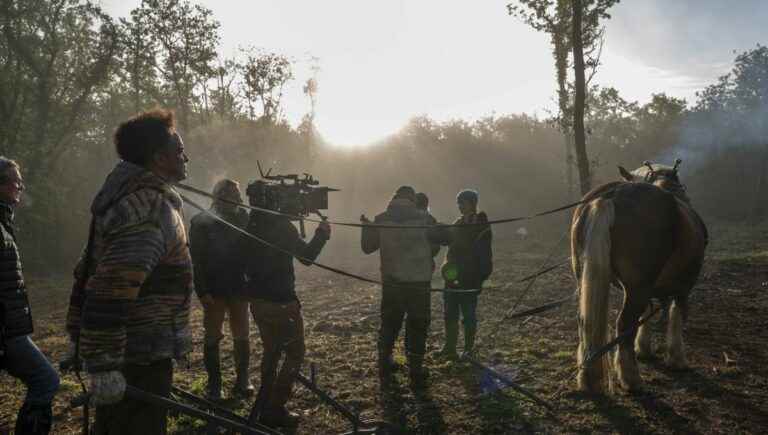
top-left (361, 186), bottom-right (449, 388)
top-left (438, 189), bottom-right (493, 360)
top-left (189, 179), bottom-right (254, 400)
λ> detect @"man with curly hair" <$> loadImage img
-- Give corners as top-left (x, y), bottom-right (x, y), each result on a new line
top-left (66, 109), bottom-right (193, 434)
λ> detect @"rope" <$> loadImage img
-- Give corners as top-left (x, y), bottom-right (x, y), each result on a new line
top-left (482, 230), bottom-right (571, 349)
top-left (180, 193), bottom-right (481, 294)
top-left (174, 182), bottom-right (583, 229)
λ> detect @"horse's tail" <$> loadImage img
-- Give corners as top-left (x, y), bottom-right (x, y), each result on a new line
top-left (574, 198), bottom-right (615, 393)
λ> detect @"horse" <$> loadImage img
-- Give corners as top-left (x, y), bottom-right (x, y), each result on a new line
top-left (571, 159), bottom-right (708, 394)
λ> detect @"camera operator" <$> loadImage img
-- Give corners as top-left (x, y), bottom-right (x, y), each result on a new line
top-left (0, 157), bottom-right (60, 434)
top-left (189, 179), bottom-right (254, 400)
top-left (241, 182), bottom-right (331, 428)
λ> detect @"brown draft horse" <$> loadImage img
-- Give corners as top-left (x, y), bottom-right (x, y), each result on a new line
top-left (571, 159), bottom-right (708, 393)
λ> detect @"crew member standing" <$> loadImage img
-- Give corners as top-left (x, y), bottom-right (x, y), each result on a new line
top-left (66, 110), bottom-right (193, 434)
top-left (438, 189), bottom-right (493, 360)
top-left (361, 186), bottom-right (449, 389)
top-left (190, 179), bottom-right (254, 400)
top-left (0, 157), bottom-right (60, 434)
top-left (242, 181), bottom-right (331, 428)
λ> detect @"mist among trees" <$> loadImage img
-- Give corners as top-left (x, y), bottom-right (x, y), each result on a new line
top-left (0, 0), bottom-right (766, 274)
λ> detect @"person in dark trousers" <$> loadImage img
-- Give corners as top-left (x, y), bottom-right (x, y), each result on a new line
top-left (65, 110), bottom-right (194, 435)
top-left (190, 178), bottom-right (254, 400)
top-left (241, 180), bottom-right (331, 428)
top-left (438, 189), bottom-right (493, 360)
top-left (361, 186), bottom-right (450, 389)
top-left (0, 157), bottom-right (60, 434)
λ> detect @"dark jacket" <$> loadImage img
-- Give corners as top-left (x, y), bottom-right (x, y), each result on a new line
top-left (0, 202), bottom-right (33, 339)
top-left (361, 198), bottom-right (451, 283)
top-left (189, 208), bottom-right (248, 299)
top-left (444, 211), bottom-right (493, 289)
top-left (66, 161), bottom-right (193, 373)
top-left (242, 213), bottom-right (327, 303)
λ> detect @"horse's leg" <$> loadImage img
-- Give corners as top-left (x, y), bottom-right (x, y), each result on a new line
top-left (634, 302), bottom-right (654, 360)
top-left (665, 294), bottom-right (689, 370)
top-left (614, 291), bottom-right (649, 392)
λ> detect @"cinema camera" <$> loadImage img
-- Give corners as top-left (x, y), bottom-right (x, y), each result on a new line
top-left (246, 161), bottom-right (339, 237)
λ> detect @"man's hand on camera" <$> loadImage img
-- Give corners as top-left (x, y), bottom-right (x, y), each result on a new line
top-left (317, 221), bottom-right (331, 240)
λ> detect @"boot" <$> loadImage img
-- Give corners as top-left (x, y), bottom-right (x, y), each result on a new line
top-left (232, 339), bottom-right (255, 397)
top-left (15, 402), bottom-right (52, 435)
top-left (203, 342), bottom-right (222, 401)
top-left (378, 345), bottom-right (402, 384)
top-left (259, 406), bottom-right (300, 428)
top-left (461, 323), bottom-right (477, 360)
top-left (437, 320), bottom-right (459, 360)
top-left (408, 355), bottom-right (429, 390)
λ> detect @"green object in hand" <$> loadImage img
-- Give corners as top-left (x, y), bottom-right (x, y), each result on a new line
top-left (441, 262), bottom-right (459, 283)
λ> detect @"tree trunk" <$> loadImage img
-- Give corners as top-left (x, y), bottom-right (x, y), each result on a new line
top-left (752, 143), bottom-right (768, 222)
top-left (554, 0), bottom-right (575, 199)
top-left (571, 0), bottom-right (591, 196)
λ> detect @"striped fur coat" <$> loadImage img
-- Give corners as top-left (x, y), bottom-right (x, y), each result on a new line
top-left (66, 161), bottom-right (193, 373)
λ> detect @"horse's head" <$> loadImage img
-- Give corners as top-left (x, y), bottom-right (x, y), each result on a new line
top-left (618, 159), bottom-right (690, 202)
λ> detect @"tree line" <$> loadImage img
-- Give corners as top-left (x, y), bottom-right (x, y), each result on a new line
top-left (0, 0), bottom-right (765, 274)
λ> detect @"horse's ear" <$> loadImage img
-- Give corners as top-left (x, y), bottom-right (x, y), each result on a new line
top-left (618, 166), bottom-right (634, 181)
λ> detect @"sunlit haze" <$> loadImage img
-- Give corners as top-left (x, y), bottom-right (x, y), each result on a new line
top-left (101, 0), bottom-right (765, 147)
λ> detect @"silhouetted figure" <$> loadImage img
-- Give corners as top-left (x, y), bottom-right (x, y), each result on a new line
top-left (438, 189), bottom-right (493, 360)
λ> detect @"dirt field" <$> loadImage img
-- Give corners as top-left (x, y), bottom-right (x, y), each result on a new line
top-left (1, 221), bottom-right (767, 434)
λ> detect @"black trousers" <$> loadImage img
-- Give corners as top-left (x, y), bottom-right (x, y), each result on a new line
top-left (94, 358), bottom-right (173, 435)
top-left (378, 282), bottom-right (431, 361)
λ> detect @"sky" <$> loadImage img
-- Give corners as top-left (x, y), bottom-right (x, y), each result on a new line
top-left (100, 0), bottom-right (767, 147)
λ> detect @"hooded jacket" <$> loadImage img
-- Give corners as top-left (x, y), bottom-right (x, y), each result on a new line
top-left (0, 202), bottom-right (33, 338)
top-left (66, 161), bottom-right (193, 373)
top-left (362, 198), bottom-right (450, 283)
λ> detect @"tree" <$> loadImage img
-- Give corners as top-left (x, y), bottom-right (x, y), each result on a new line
top-left (129, 0), bottom-right (220, 132)
top-left (239, 48), bottom-right (294, 122)
top-left (693, 45), bottom-right (768, 219)
top-left (509, 0), bottom-right (618, 195)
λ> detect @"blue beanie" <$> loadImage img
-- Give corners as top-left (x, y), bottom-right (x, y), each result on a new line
top-left (457, 189), bottom-right (479, 204)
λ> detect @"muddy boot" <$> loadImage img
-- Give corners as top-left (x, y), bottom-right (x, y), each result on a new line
top-left (461, 324), bottom-right (477, 360)
top-left (437, 321), bottom-right (459, 360)
top-left (15, 402), bottom-right (52, 435)
top-left (203, 342), bottom-right (222, 401)
top-left (259, 406), bottom-right (300, 428)
top-left (232, 339), bottom-right (255, 398)
top-left (408, 355), bottom-right (429, 390)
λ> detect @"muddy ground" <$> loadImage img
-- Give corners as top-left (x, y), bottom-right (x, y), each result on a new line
top-left (1, 221), bottom-right (767, 434)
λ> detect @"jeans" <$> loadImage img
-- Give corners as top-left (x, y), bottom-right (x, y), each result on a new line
top-left (1, 335), bottom-right (60, 406)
